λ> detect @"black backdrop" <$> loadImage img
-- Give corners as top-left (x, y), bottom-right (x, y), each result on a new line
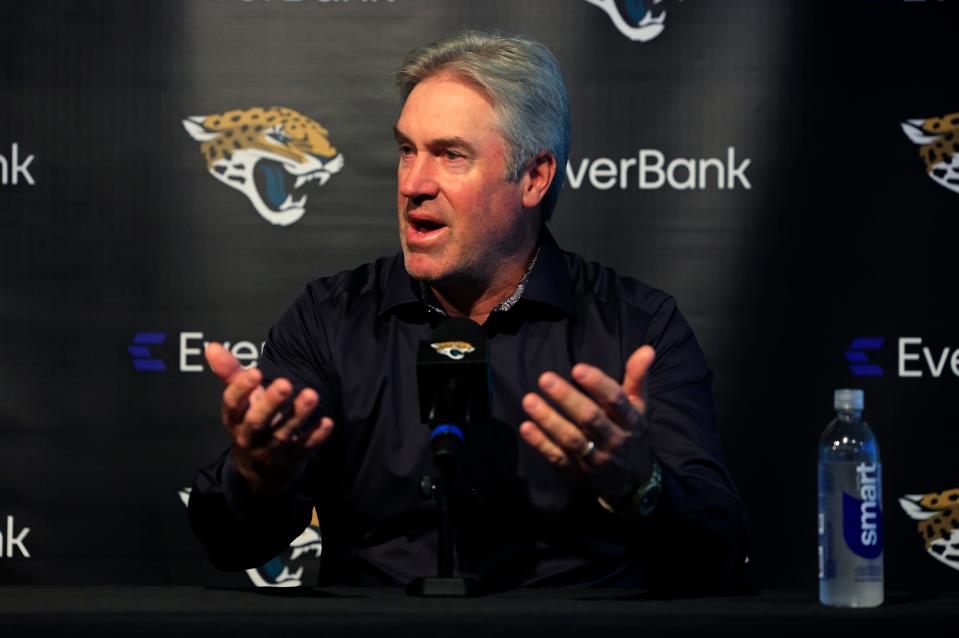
top-left (1, 0), bottom-right (957, 591)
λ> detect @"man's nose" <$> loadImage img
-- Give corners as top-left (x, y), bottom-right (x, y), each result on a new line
top-left (399, 155), bottom-right (440, 200)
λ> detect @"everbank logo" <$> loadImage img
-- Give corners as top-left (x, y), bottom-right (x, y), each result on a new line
top-left (845, 336), bottom-right (959, 378)
top-left (1, 143), bottom-right (36, 186)
top-left (197, 0), bottom-right (396, 4)
top-left (566, 148), bottom-right (751, 191)
top-left (128, 331), bottom-right (264, 373)
top-left (0, 515), bottom-right (31, 559)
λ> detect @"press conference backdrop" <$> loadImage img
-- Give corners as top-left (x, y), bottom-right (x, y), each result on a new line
top-left (1, 0), bottom-right (957, 591)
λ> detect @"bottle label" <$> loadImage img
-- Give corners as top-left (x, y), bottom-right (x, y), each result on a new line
top-left (841, 462), bottom-right (883, 559)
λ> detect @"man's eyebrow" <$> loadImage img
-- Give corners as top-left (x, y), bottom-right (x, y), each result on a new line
top-left (428, 137), bottom-right (477, 155)
top-left (392, 127), bottom-right (477, 155)
top-left (392, 126), bottom-right (411, 145)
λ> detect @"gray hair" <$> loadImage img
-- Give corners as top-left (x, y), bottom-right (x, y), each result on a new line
top-left (394, 30), bottom-right (571, 221)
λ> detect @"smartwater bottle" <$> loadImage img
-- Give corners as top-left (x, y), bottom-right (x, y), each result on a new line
top-left (818, 389), bottom-right (883, 607)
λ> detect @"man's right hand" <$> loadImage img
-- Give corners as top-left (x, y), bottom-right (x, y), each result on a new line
top-left (206, 342), bottom-right (335, 494)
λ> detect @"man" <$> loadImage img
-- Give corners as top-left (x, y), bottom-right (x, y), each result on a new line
top-left (189, 31), bottom-right (748, 590)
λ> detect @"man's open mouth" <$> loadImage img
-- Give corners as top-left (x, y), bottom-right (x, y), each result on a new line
top-left (410, 218), bottom-right (446, 234)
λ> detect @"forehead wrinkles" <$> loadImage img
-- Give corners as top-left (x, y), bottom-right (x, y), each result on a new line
top-left (402, 71), bottom-right (506, 140)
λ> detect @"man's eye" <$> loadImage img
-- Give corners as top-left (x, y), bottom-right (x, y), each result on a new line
top-left (445, 151), bottom-right (462, 161)
top-left (399, 146), bottom-right (413, 156)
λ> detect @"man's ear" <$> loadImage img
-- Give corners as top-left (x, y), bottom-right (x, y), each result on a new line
top-left (521, 151), bottom-right (557, 210)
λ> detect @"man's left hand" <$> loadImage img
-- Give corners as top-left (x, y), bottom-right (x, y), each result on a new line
top-left (519, 345), bottom-right (656, 504)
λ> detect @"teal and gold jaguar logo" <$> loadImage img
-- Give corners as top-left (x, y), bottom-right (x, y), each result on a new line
top-left (899, 488), bottom-right (959, 573)
top-left (179, 488), bottom-right (322, 587)
top-left (584, 0), bottom-right (668, 42)
top-left (183, 106), bottom-right (344, 226)
top-left (901, 112), bottom-right (959, 195)
top-left (431, 340), bottom-right (475, 361)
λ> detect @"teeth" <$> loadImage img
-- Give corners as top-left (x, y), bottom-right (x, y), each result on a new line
top-left (292, 172), bottom-right (329, 190)
top-left (278, 194), bottom-right (307, 210)
top-left (290, 544), bottom-right (322, 560)
top-left (275, 566), bottom-right (304, 582)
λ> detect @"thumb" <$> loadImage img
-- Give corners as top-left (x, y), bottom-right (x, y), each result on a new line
top-left (205, 342), bottom-right (244, 384)
top-left (623, 345), bottom-right (655, 414)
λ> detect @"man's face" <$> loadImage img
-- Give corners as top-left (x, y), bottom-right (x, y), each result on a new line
top-left (394, 74), bottom-right (533, 287)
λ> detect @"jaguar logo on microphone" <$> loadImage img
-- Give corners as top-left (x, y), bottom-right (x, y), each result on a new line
top-left (430, 341), bottom-right (476, 361)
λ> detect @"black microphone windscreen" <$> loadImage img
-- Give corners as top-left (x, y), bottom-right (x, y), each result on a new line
top-left (416, 317), bottom-right (491, 426)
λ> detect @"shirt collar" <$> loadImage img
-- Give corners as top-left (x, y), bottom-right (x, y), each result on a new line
top-left (377, 225), bottom-right (576, 319)
top-left (518, 226), bottom-right (576, 317)
top-left (378, 255), bottom-right (427, 317)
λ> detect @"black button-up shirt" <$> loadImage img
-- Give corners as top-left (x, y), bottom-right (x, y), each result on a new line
top-left (190, 230), bottom-right (748, 590)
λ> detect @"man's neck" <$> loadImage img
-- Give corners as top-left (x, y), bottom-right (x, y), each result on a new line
top-left (429, 245), bottom-right (538, 325)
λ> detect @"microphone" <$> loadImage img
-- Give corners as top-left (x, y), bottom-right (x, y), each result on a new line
top-left (416, 317), bottom-right (491, 470)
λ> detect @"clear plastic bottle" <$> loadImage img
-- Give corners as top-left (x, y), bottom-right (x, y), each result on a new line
top-left (818, 389), bottom-right (883, 607)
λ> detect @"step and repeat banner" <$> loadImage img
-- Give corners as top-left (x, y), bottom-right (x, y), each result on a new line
top-left (1, 0), bottom-right (957, 590)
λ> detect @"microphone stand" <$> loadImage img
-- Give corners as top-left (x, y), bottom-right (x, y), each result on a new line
top-left (408, 470), bottom-right (481, 596)
top-left (407, 383), bottom-right (482, 597)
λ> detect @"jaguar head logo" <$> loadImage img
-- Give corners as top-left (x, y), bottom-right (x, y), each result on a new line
top-left (901, 112), bottom-right (959, 195)
top-left (431, 341), bottom-right (475, 361)
top-left (245, 526), bottom-right (323, 588)
top-left (183, 106), bottom-right (344, 226)
top-left (179, 488), bottom-right (322, 587)
top-left (899, 488), bottom-right (959, 573)
top-left (584, 0), bottom-right (668, 42)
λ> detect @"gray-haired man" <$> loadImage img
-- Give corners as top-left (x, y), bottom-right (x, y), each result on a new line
top-left (190, 31), bottom-right (748, 590)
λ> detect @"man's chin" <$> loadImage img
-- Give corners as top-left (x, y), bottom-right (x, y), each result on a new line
top-left (402, 253), bottom-right (447, 283)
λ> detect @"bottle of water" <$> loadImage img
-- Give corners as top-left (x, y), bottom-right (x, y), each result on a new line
top-left (818, 389), bottom-right (883, 607)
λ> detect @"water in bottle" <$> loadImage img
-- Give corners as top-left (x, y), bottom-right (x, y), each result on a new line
top-left (818, 388), bottom-right (883, 607)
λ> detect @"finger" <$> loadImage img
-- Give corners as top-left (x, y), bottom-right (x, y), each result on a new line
top-left (518, 420), bottom-right (572, 468)
top-left (244, 377), bottom-right (293, 429)
top-left (535, 372), bottom-right (624, 446)
top-left (302, 416), bottom-right (335, 449)
top-left (522, 390), bottom-right (595, 456)
top-left (234, 378), bottom-right (293, 448)
top-left (622, 345), bottom-right (655, 414)
top-left (273, 388), bottom-right (323, 443)
top-left (221, 367), bottom-right (263, 426)
top-left (571, 363), bottom-right (643, 431)
top-left (206, 342), bottom-right (244, 384)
